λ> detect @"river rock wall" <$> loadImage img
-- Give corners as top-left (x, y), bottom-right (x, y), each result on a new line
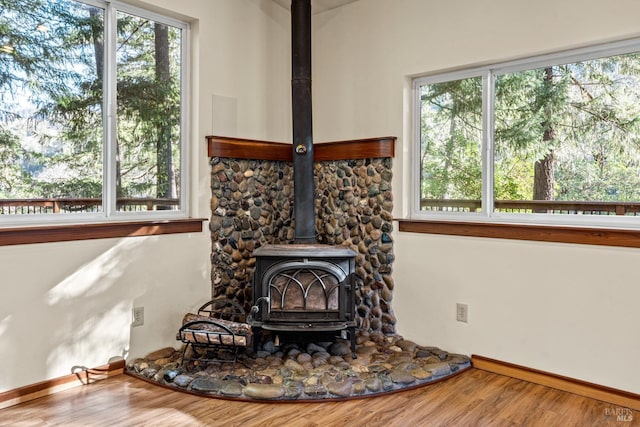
top-left (209, 156), bottom-right (396, 337)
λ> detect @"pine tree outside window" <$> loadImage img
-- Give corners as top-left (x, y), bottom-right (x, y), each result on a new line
top-left (413, 39), bottom-right (640, 229)
top-left (0, 0), bottom-right (189, 223)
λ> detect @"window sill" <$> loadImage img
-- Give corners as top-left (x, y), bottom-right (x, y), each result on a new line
top-left (397, 219), bottom-right (640, 248)
top-left (0, 218), bottom-right (206, 247)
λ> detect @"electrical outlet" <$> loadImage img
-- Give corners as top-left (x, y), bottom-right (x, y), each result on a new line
top-left (456, 303), bottom-right (469, 323)
top-left (132, 306), bottom-right (144, 327)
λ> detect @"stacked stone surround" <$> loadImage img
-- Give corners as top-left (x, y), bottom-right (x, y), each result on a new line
top-left (209, 155), bottom-right (396, 337)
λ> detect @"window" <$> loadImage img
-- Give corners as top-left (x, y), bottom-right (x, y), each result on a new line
top-left (0, 0), bottom-right (188, 223)
top-left (414, 39), bottom-right (640, 229)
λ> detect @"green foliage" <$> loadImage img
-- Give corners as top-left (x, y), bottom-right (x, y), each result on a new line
top-left (0, 128), bottom-right (33, 196)
top-left (420, 77), bottom-right (482, 200)
top-left (0, 0), bottom-right (182, 206)
top-left (420, 52), bottom-right (640, 208)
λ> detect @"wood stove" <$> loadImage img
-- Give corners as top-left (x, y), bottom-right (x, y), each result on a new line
top-left (246, 0), bottom-right (360, 357)
top-left (249, 244), bottom-right (357, 357)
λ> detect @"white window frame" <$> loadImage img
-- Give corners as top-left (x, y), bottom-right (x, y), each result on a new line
top-left (411, 37), bottom-right (640, 230)
top-left (0, 0), bottom-right (191, 227)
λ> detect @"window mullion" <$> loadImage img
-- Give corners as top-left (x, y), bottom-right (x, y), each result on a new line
top-left (482, 71), bottom-right (495, 217)
top-left (179, 25), bottom-right (190, 215)
top-left (103, 3), bottom-right (117, 218)
top-left (412, 79), bottom-right (422, 218)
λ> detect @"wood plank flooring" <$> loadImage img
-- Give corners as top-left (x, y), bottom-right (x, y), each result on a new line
top-left (0, 368), bottom-right (637, 427)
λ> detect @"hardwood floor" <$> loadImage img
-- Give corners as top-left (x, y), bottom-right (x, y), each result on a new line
top-left (0, 369), bottom-right (637, 427)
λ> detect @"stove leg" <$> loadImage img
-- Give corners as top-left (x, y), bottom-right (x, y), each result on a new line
top-left (252, 327), bottom-right (262, 354)
top-left (348, 326), bottom-right (357, 359)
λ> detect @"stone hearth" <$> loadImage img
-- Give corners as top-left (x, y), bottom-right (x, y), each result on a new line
top-left (126, 332), bottom-right (471, 401)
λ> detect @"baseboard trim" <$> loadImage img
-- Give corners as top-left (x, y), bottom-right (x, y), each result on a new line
top-left (0, 359), bottom-right (125, 409)
top-left (472, 355), bottom-right (640, 411)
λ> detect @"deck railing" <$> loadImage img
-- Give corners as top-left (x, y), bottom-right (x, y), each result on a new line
top-left (421, 199), bottom-right (640, 216)
top-left (0, 198), bottom-right (179, 215)
top-left (3, 197), bottom-right (638, 216)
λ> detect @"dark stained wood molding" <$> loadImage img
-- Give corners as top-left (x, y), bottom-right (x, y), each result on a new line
top-left (314, 137), bottom-right (396, 161)
top-left (0, 359), bottom-right (125, 409)
top-left (207, 136), bottom-right (292, 161)
top-left (0, 218), bottom-right (206, 247)
top-left (472, 355), bottom-right (640, 410)
top-left (206, 135), bottom-right (395, 161)
top-left (397, 219), bottom-right (640, 248)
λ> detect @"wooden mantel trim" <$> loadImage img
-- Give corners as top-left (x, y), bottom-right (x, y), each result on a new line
top-left (207, 136), bottom-right (291, 161)
top-left (207, 135), bottom-right (395, 161)
top-left (314, 137), bottom-right (396, 161)
top-left (0, 218), bottom-right (206, 247)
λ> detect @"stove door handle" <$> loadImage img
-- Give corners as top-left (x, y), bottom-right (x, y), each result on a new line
top-left (250, 296), bottom-right (270, 321)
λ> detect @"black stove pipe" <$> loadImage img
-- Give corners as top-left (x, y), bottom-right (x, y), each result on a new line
top-left (291, 0), bottom-right (316, 243)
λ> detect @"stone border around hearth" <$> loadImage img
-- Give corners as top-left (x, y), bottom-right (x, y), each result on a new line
top-left (126, 335), bottom-right (472, 402)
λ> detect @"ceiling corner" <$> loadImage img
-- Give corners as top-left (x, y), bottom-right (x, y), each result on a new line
top-left (271, 0), bottom-right (360, 14)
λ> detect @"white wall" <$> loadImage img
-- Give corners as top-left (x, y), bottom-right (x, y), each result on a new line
top-left (0, 0), bottom-right (291, 393)
top-left (311, 0), bottom-right (640, 393)
top-left (4, 0), bottom-right (639, 397)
